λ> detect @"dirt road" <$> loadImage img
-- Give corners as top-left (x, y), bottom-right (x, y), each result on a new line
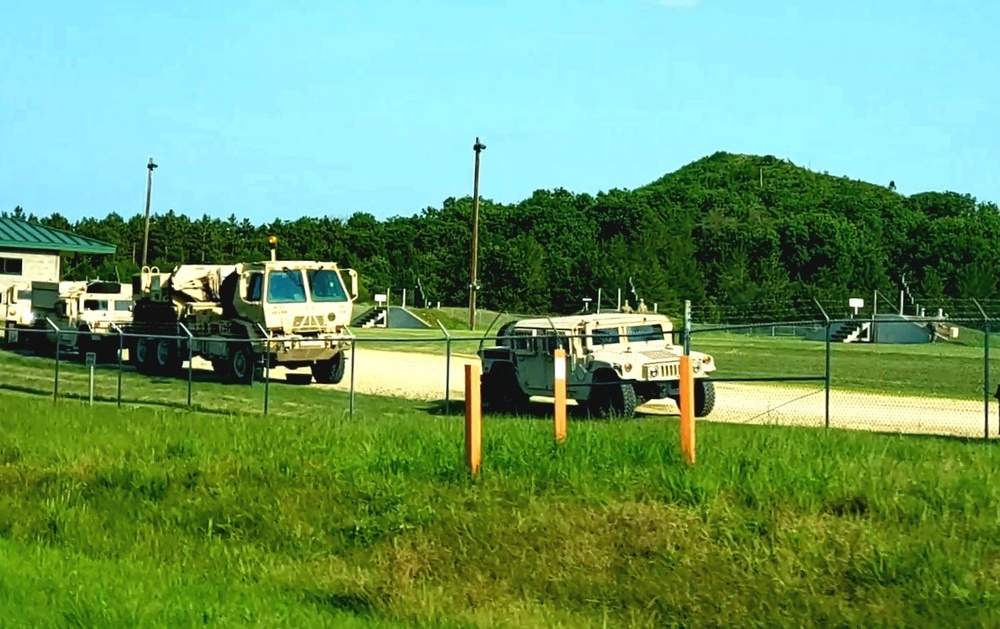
top-left (212, 347), bottom-right (997, 440)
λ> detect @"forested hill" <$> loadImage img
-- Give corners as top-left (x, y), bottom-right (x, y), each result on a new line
top-left (6, 151), bottom-right (999, 319)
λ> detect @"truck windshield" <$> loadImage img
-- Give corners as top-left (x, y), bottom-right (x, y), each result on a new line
top-left (307, 269), bottom-right (348, 302)
top-left (266, 270), bottom-right (307, 303)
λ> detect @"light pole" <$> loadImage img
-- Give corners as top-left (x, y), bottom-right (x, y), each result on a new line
top-left (141, 157), bottom-right (158, 266)
top-left (468, 137), bottom-right (486, 331)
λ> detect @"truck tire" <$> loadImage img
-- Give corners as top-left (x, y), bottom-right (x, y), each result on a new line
top-left (587, 381), bottom-right (638, 420)
top-left (311, 353), bottom-right (346, 384)
top-left (152, 338), bottom-right (182, 375)
top-left (228, 343), bottom-right (254, 384)
top-left (133, 338), bottom-right (152, 373)
top-left (694, 379), bottom-right (716, 417)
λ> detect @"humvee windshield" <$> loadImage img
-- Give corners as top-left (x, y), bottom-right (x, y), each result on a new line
top-left (591, 324), bottom-right (665, 346)
top-left (307, 269), bottom-right (349, 302)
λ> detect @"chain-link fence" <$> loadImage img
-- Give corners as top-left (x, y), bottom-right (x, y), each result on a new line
top-left (688, 311), bottom-right (998, 439)
top-left (2, 309), bottom-right (998, 440)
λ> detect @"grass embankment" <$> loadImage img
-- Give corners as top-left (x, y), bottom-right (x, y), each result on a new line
top-left (0, 387), bottom-right (998, 627)
top-left (348, 327), bottom-right (998, 401)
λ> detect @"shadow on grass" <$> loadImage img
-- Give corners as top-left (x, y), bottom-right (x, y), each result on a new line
top-left (0, 382), bottom-right (247, 419)
top-left (418, 398), bottom-right (669, 423)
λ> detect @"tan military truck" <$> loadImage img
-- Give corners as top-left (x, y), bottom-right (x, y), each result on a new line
top-left (26, 280), bottom-right (135, 361)
top-left (478, 312), bottom-right (717, 419)
top-left (125, 237), bottom-right (358, 384)
top-left (2, 282), bottom-right (34, 345)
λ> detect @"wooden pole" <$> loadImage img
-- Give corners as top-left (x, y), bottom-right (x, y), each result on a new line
top-left (141, 157), bottom-right (158, 266)
top-left (468, 137), bottom-right (486, 331)
top-left (679, 355), bottom-right (695, 464)
top-left (464, 364), bottom-right (482, 474)
top-left (553, 347), bottom-right (567, 443)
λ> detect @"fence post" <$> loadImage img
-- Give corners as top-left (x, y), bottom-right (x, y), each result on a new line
top-left (256, 323), bottom-right (272, 415)
top-left (986, 322), bottom-right (991, 440)
top-left (46, 318), bottom-right (60, 401)
top-left (348, 328), bottom-right (357, 419)
top-left (813, 299), bottom-right (831, 430)
top-left (973, 299), bottom-right (990, 439)
top-left (678, 301), bottom-right (695, 463)
top-left (110, 323), bottom-right (124, 408)
top-left (178, 323), bottom-right (195, 408)
top-left (554, 347), bottom-right (567, 443)
top-left (682, 299), bottom-right (691, 354)
top-left (437, 320), bottom-right (452, 413)
top-left (464, 363), bottom-right (482, 475)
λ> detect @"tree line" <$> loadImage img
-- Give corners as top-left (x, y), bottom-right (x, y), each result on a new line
top-left (5, 151), bottom-right (998, 321)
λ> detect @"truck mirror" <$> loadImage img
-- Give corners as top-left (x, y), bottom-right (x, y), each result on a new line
top-left (349, 270), bottom-right (359, 300)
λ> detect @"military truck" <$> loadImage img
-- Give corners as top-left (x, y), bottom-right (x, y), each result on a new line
top-left (478, 312), bottom-right (717, 419)
top-left (2, 282), bottom-right (34, 345)
top-left (24, 280), bottom-right (134, 361)
top-left (125, 238), bottom-right (358, 385)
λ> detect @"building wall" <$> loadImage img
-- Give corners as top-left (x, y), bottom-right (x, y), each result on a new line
top-left (0, 247), bottom-right (61, 296)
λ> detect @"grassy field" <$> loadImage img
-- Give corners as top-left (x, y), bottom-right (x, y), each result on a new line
top-left (347, 326), bottom-right (997, 401)
top-left (1, 383), bottom-right (999, 627)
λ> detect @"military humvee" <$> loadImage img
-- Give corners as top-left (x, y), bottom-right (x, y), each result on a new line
top-left (478, 312), bottom-right (717, 419)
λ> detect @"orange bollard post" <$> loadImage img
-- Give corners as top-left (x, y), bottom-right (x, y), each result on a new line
top-left (553, 347), bottom-right (567, 443)
top-left (464, 363), bottom-right (482, 475)
top-left (679, 354), bottom-right (695, 464)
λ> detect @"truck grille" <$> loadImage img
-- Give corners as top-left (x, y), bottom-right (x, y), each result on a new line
top-left (644, 362), bottom-right (679, 379)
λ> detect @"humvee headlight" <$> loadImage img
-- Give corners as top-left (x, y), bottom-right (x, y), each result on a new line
top-left (327, 312), bottom-right (336, 321)
top-left (624, 363), bottom-right (632, 372)
top-left (648, 366), bottom-right (659, 377)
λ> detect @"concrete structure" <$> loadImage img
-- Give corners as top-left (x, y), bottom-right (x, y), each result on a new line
top-left (352, 305), bottom-right (432, 329)
top-left (1, 217), bottom-right (117, 331)
top-left (805, 314), bottom-right (940, 345)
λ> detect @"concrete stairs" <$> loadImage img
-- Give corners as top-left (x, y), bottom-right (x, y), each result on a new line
top-left (352, 307), bottom-right (387, 328)
top-left (831, 320), bottom-right (871, 343)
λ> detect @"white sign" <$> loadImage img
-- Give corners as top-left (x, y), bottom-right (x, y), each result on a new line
top-left (848, 298), bottom-right (865, 309)
top-left (85, 352), bottom-right (97, 366)
top-left (374, 293), bottom-right (387, 303)
top-left (554, 356), bottom-right (566, 380)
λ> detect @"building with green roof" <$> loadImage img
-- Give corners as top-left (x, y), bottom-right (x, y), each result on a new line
top-left (1, 216), bottom-right (117, 307)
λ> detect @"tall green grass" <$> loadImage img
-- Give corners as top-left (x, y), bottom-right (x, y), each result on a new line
top-left (0, 389), bottom-right (998, 627)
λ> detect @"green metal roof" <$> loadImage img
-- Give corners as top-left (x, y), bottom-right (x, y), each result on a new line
top-left (0, 217), bottom-right (116, 255)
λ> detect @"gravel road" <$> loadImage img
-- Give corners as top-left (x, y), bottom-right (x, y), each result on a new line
top-left (229, 347), bottom-right (997, 440)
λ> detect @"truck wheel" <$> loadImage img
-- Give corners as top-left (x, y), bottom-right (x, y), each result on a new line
top-left (694, 379), bottom-right (716, 417)
top-left (134, 338), bottom-right (152, 373)
top-left (311, 353), bottom-right (345, 384)
top-left (587, 381), bottom-right (637, 420)
top-left (228, 344), bottom-right (254, 384)
top-left (152, 338), bottom-right (181, 375)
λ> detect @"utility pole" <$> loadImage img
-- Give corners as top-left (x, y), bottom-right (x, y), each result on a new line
top-left (468, 137), bottom-right (486, 330)
top-left (141, 157), bottom-right (158, 266)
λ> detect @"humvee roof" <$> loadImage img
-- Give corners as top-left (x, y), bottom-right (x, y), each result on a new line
top-left (507, 312), bottom-right (675, 330)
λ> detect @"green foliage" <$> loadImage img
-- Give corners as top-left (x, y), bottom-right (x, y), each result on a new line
top-left (8, 151), bottom-right (1000, 318)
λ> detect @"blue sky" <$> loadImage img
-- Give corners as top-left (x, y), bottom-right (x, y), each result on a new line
top-left (1, 0), bottom-right (998, 224)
